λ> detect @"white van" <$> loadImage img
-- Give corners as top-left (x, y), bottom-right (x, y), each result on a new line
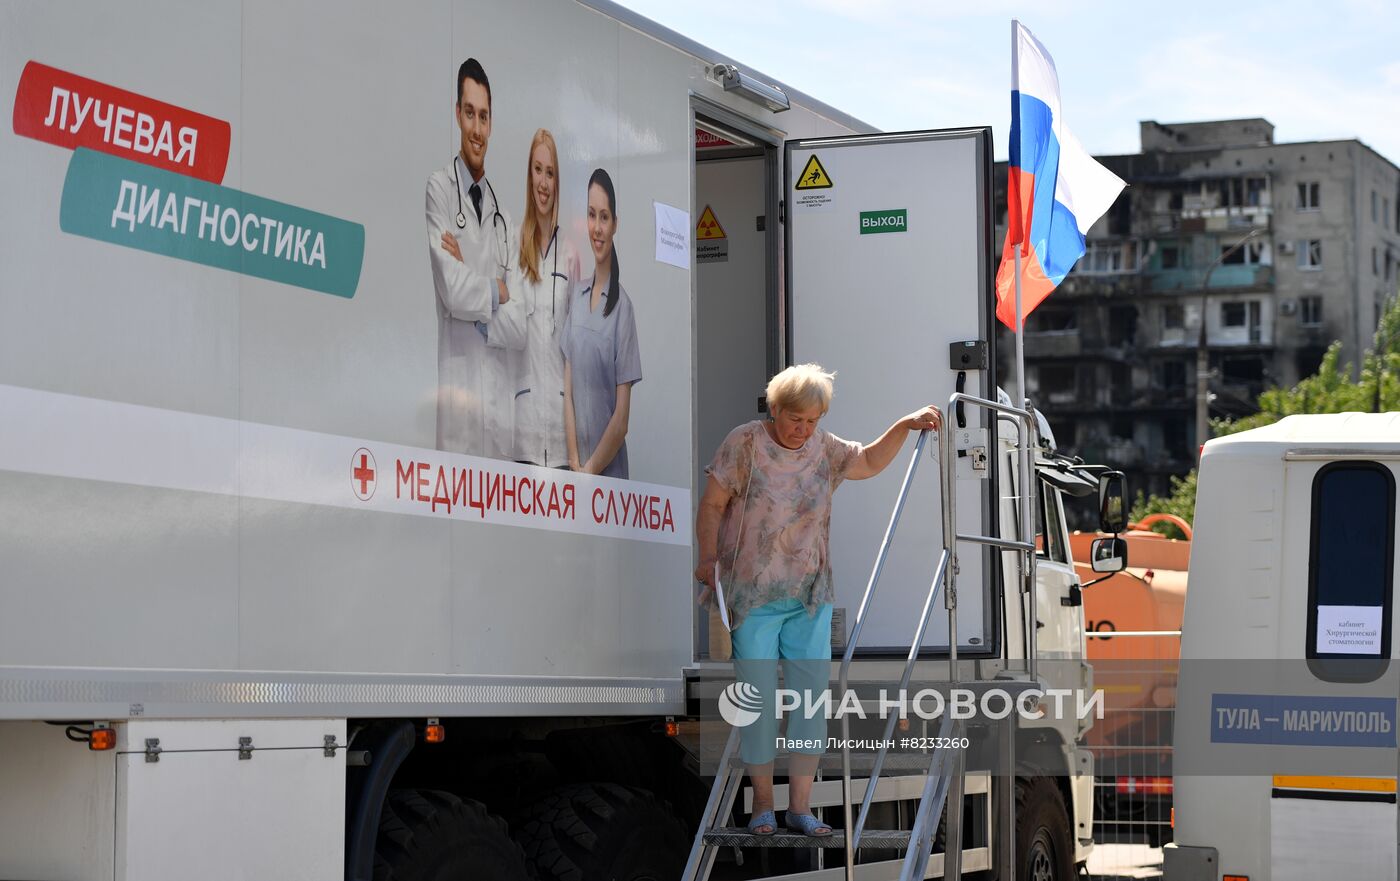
top-left (1167, 413), bottom-right (1398, 881)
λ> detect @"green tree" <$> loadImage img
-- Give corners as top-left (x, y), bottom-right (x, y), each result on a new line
top-left (1131, 296), bottom-right (1400, 536)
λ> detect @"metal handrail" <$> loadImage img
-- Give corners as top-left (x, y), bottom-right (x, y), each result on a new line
top-left (941, 392), bottom-right (1039, 678)
top-left (848, 548), bottom-right (951, 847)
top-left (836, 429), bottom-right (931, 875)
top-left (681, 725), bottom-right (740, 881)
top-left (832, 392), bottom-right (1040, 881)
top-left (902, 717), bottom-right (965, 881)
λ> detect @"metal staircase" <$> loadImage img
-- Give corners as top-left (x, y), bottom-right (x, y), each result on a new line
top-left (682, 392), bottom-right (1043, 881)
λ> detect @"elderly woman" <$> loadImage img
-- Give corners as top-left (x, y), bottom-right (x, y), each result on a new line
top-left (695, 363), bottom-right (941, 837)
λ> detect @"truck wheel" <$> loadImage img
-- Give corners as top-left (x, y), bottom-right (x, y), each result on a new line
top-left (374, 788), bottom-right (536, 881)
top-left (1014, 777), bottom-right (1075, 881)
top-left (515, 783), bottom-right (688, 881)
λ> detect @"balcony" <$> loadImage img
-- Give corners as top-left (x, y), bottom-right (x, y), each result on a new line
top-left (1058, 273), bottom-right (1151, 299)
top-left (1149, 264), bottom-right (1274, 293)
top-left (1024, 330), bottom-right (1082, 359)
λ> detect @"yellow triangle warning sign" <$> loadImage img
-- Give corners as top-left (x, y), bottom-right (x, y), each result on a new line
top-left (794, 154), bottom-right (833, 190)
top-left (696, 204), bottom-right (726, 240)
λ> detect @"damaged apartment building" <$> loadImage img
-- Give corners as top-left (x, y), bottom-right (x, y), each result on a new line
top-left (995, 118), bottom-right (1400, 503)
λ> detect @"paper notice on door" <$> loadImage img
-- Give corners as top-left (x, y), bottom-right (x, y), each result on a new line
top-left (714, 561), bottom-right (733, 632)
top-left (653, 201), bottom-right (689, 269)
top-left (1316, 605), bottom-right (1383, 655)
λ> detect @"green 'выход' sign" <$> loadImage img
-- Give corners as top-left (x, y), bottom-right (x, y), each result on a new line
top-left (859, 208), bottom-right (907, 235)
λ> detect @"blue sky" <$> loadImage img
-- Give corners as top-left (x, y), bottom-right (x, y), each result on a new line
top-left (614, 0), bottom-right (1400, 164)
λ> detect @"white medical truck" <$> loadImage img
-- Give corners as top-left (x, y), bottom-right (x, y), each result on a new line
top-left (1166, 413), bottom-right (1399, 881)
top-left (0, 2), bottom-right (1122, 879)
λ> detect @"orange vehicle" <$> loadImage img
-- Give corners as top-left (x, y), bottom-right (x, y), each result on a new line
top-left (1071, 513), bottom-right (1190, 847)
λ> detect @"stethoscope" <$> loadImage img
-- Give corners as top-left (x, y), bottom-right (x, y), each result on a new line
top-left (452, 154), bottom-right (509, 273)
top-left (544, 226), bottom-right (565, 334)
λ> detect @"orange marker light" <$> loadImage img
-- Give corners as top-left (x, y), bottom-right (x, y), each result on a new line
top-left (664, 720), bottom-right (681, 737)
top-left (1223, 875), bottom-right (1249, 881)
top-left (1115, 775), bottom-right (1173, 796)
top-left (424, 720), bottom-right (446, 744)
top-left (89, 728), bottom-right (116, 751)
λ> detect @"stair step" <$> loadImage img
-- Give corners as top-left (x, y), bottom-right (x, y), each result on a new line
top-left (726, 751), bottom-right (940, 771)
top-left (702, 827), bottom-right (914, 849)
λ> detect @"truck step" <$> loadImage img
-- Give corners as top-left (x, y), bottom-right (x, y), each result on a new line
top-left (725, 751), bottom-right (936, 772)
top-left (701, 827), bottom-right (913, 849)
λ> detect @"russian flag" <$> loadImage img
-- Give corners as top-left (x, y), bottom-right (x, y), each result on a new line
top-left (996, 21), bottom-right (1126, 329)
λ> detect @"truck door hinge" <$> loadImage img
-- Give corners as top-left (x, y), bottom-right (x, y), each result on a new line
top-left (238, 736), bottom-right (254, 760)
top-left (1060, 585), bottom-right (1083, 607)
top-left (324, 734), bottom-right (340, 758)
top-left (144, 738), bottom-right (161, 763)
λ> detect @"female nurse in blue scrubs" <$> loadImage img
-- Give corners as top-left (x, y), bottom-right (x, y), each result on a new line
top-left (562, 168), bottom-right (641, 478)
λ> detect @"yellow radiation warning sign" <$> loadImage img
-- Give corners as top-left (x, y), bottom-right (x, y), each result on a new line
top-left (696, 204), bottom-right (728, 264)
top-left (794, 154), bottom-right (833, 190)
top-left (695, 205), bottom-right (726, 240)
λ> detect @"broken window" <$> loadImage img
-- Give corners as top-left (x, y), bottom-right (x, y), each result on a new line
top-left (1246, 177), bottom-right (1268, 207)
top-left (1221, 302), bottom-right (1248, 327)
top-left (1297, 181), bottom-right (1320, 211)
top-left (1298, 239), bottom-right (1323, 269)
top-left (1028, 308), bottom-right (1077, 333)
top-left (1297, 347), bottom-right (1326, 378)
top-left (1154, 359), bottom-right (1187, 390)
top-left (1162, 418), bottom-right (1188, 459)
top-left (1222, 356), bottom-right (1265, 383)
top-left (1300, 296), bottom-right (1323, 326)
top-left (1080, 241), bottom-right (1139, 274)
top-left (1221, 239), bottom-right (1268, 265)
top-left (1039, 365), bottom-right (1076, 397)
top-left (1108, 306), bottom-right (1138, 346)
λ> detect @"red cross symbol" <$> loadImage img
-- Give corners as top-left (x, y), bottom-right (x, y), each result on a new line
top-left (351, 448), bottom-right (377, 501)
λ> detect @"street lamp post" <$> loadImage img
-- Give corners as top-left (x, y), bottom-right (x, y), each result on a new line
top-left (1194, 228), bottom-right (1266, 448)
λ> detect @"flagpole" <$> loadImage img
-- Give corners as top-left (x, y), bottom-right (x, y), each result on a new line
top-left (1011, 19), bottom-right (1026, 414)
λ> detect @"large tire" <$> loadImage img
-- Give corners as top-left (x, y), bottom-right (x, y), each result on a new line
top-left (1014, 777), bottom-right (1075, 881)
top-left (514, 783), bottom-right (689, 881)
top-left (374, 788), bottom-right (536, 881)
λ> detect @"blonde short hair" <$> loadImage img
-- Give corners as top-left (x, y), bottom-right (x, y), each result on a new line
top-left (766, 363), bottom-right (836, 415)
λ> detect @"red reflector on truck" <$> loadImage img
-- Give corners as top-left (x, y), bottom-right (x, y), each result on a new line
top-left (1116, 775), bottom-right (1172, 795)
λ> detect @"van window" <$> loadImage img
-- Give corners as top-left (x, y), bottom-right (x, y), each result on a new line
top-left (1306, 463), bottom-right (1395, 662)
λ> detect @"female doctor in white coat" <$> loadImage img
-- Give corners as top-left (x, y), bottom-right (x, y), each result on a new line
top-left (510, 128), bottom-right (579, 468)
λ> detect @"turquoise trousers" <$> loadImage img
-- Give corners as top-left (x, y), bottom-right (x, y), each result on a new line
top-left (731, 598), bottom-right (833, 765)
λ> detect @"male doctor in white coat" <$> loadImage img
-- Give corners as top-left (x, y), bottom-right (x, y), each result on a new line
top-left (426, 57), bottom-right (526, 458)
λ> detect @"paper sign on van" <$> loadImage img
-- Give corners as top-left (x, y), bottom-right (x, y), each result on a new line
top-left (1316, 605), bottom-right (1383, 655)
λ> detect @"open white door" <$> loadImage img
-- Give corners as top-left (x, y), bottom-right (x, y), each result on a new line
top-left (785, 129), bottom-right (998, 655)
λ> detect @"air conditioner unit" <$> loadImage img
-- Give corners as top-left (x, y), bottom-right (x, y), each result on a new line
top-left (1277, 240), bottom-right (1295, 255)
top-left (1279, 299), bottom-right (1297, 316)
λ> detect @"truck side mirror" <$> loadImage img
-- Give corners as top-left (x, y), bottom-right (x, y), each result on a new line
top-left (1090, 536), bottom-right (1128, 573)
top-left (1098, 471), bottom-right (1127, 534)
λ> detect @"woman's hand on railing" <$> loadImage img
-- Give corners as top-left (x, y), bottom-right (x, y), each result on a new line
top-left (902, 405), bottom-right (942, 433)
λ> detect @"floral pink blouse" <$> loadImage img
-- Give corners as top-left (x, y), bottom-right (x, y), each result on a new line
top-left (705, 421), bottom-right (863, 630)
